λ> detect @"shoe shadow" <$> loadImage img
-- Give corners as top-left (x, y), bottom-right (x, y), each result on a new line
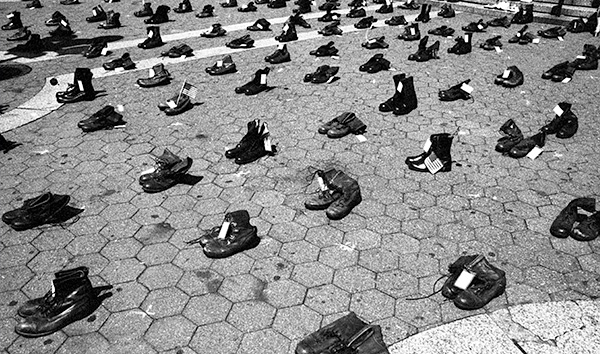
top-left (179, 174), bottom-right (203, 186)
top-left (7, 35), bottom-right (124, 59)
top-left (51, 205), bottom-right (85, 224)
top-left (0, 104), bottom-right (10, 115)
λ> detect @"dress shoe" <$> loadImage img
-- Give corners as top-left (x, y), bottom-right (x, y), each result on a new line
top-left (141, 157), bottom-right (193, 193)
top-left (550, 198), bottom-right (596, 238)
top-left (439, 80), bottom-right (472, 101)
top-left (572, 211), bottom-right (600, 242)
top-left (453, 256), bottom-right (506, 310)
top-left (206, 55), bottom-right (237, 75)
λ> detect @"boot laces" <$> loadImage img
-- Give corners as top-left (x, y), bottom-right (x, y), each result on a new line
top-left (406, 274), bottom-right (447, 300)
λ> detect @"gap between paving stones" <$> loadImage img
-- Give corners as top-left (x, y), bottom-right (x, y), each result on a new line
top-left (0, 9), bottom-right (441, 133)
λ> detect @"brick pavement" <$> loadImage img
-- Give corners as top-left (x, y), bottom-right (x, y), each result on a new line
top-left (1, 1), bottom-right (600, 353)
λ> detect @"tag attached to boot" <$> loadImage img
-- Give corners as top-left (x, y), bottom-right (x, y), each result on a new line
top-left (495, 46), bottom-right (502, 53)
top-left (396, 81), bottom-right (403, 93)
top-left (410, 27), bottom-right (416, 36)
top-left (557, 36), bottom-right (564, 41)
top-left (217, 220), bottom-right (230, 240)
top-left (424, 152), bottom-right (444, 174)
top-left (50, 279), bottom-right (56, 296)
top-left (149, 68), bottom-right (155, 77)
top-left (260, 74), bottom-right (267, 85)
top-left (317, 175), bottom-right (328, 191)
top-left (464, 34), bottom-right (470, 42)
top-left (553, 104), bottom-right (564, 116)
top-left (326, 76), bottom-right (336, 84)
top-left (422, 137), bottom-right (432, 152)
top-left (7, 13), bottom-right (14, 19)
top-left (264, 136), bottom-right (272, 152)
top-left (477, 24), bottom-right (484, 30)
top-left (460, 83), bottom-right (474, 94)
top-left (61, 20), bottom-right (68, 27)
top-left (576, 55), bottom-right (587, 60)
top-left (502, 69), bottom-right (510, 79)
top-left (454, 269), bottom-right (476, 290)
top-left (356, 135), bottom-right (367, 142)
top-left (561, 77), bottom-right (571, 83)
top-left (166, 100), bottom-right (177, 109)
top-left (101, 46), bottom-right (109, 56)
top-left (532, 38), bottom-right (540, 44)
top-left (516, 32), bottom-right (522, 38)
top-left (257, 22), bottom-right (263, 29)
top-left (216, 60), bottom-right (223, 67)
top-left (526, 145), bottom-right (543, 160)
top-left (77, 80), bottom-right (84, 91)
top-left (277, 43), bottom-right (284, 50)
top-left (282, 24), bottom-right (289, 32)
top-left (93, 9), bottom-right (98, 16)
top-left (148, 30), bottom-right (154, 38)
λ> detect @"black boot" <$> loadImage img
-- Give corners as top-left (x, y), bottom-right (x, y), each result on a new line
top-left (494, 65), bottom-right (524, 88)
top-left (438, 79), bottom-right (472, 101)
top-left (56, 68), bottom-right (95, 104)
top-left (49, 19), bottom-right (74, 37)
top-left (325, 171), bottom-right (362, 220)
top-left (86, 5), bottom-right (106, 23)
top-left (12, 33), bottom-right (44, 53)
top-left (138, 149), bottom-right (183, 183)
top-left (275, 22), bottom-right (298, 42)
top-left (398, 23), bottom-right (420, 41)
top-left (289, 12), bottom-right (311, 28)
top-left (98, 10), bottom-right (121, 29)
top-left (297, 313), bottom-right (373, 354)
top-left (388, 75), bottom-right (418, 116)
top-left (187, 210), bottom-right (253, 247)
top-left (541, 102), bottom-right (578, 139)
top-left (495, 119), bottom-right (523, 153)
top-left (135, 2), bottom-right (153, 17)
top-left (202, 211), bottom-right (260, 258)
top-left (235, 123), bottom-right (275, 162)
top-left (145, 5), bottom-right (170, 24)
top-left (551, 198), bottom-right (596, 238)
top-left (441, 255), bottom-right (480, 299)
top-left (7, 27), bottom-right (30, 41)
top-left (296, 0), bottom-right (311, 13)
top-left (137, 63), bottom-right (172, 87)
top-left (572, 211), bottom-right (600, 242)
top-left (512, 4), bottom-right (533, 24)
top-left (265, 43), bottom-right (291, 64)
top-left (448, 33), bottom-right (472, 55)
top-left (438, 4), bottom-right (455, 18)
top-left (2, 11), bottom-right (23, 30)
top-left (226, 120), bottom-right (262, 158)
top-left (78, 105), bottom-right (125, 132)
top-left (406, 133), bottom-right (453, 173)
top-left (27, 0), bottom-right (42, 9)
top-left (45, 11), bottom-right (66, 26)
top-left (4, 192), bottom-right (70, 231)
top-left (138, 26), bottom-right (164, 49)
top-left (196, 4), bottom-right (214, 18)
top-left (415, 4), bottom-right (431, 23)
top-left (141, 156), bottom-right (193, 193)
top-left (174, 0), bottom-right (193, 13)
top-left (551, 0), bottom-right (564, 17)
top-left (408, 35), bottom-right (428, 61)
top-left (235, 68), bottom-right (270, 95)
top-left (453, 256), bottom-right (506, 310)
top-left (305, 169), bottom-right (342, 210)
top-left (248, 18), bottom-right (271, 31)
top-left (508, 132), bottom-right (546, 159)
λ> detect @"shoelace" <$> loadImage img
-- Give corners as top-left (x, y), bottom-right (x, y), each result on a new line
top-left (406, 274), bottom-right (448, 300)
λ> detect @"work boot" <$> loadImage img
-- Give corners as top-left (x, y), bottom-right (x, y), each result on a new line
top-left (415, 4), bottom-right (431, 23)
top-left (289, 12), bottom-right (311, 28)
top-left (462, 19), bottom-right (487, 32)
top-left (385, 15), bottom-right (407, 26)
top-left (448, 33), bottom-right (472, 55)
top-left (487, 16), bottom-right (511, 28)
top-left (187, 210), bottom-right (253, 247)
top-left (494, 66), bottom-right (524, 88)
top-left (359, 53), bottom-right (390, 73)
top-left (145, 5), bottom-right (170, 24)
top-left (480, 35), bottom-right (502, 50)
top-left (139, 149), bottom-right (183, 183)
top-left (265, 43), bottom-right (291, 64)
top-left (57, 68), bottom-right (95, 103)
top-left (512, 4), bottom-right (533, 24)
top-left (202, 211), bottom-right (260, 258)
top-left (379, 74), bottom-right (418, 116)
top-left (138, 26), bottom-right (164, 48)
top-left (551, 0), bottom-right (564, 17)
top-left (438, 79), bottom-right (472, 101)
top-left (441, 255), bottom-right (480, 299)
top-left (226, 120), bottom-right (262, 158)
top-left (453, 256), bottom-right (506, 310)
top-left (550, 198), bottom-right (596, 238)
top-left (275, 22), bottom-right (298, 42)
top-left (45, 11), bottom-right (66, 26)
top-left (27, 0), bottom-right (42, 9)
top-left (354, 16), bottom-right (376, 29)
top-left (398, 23), bottom-right (420, 41)
top-left (295, 0), bottom-right (312, 13)
top-left (235, 68), bottom-right (270, 95)
top-left (310, 41), bottom-right (338, 56)
top-left (78, 106), bottom-right (125, 132)
top-left (238, 2), bottom-right (257, 12)
top-left (438, 4), bottom-right (455, 18)
top-left (196, 4), bottom-right (214, 17)
top-left (49, 19), bottom-right (74, 37)
top-left (348, 6), bottom-right (366, 17)
top-left (163, 95), bottom-right (193, 116)
top-left (406, 133), bottom-right (453, 173)
top-left (174, 0), bottom-right (193, 13)
top-left (348, 0), bottom-right (366, 6)
top-left (5, 193), bottom-right (70, 231)
top-left (267, 0), bottom-right (286, 8)
top-left (161, 43), bottom-right (193, 58)
top-left (206, 54), bottom-right (237, 75)
top-left (508, 25), bottom-right (528, 43)
top-left (408, 36), bottom-right (428, 61)
top-left (201, 23), bottom-right (226, 38)
top-left (570, 44), bottom-right (599, 70)
top-left (327, 112), bottom-right (365, 138)
top-left (325, 171), bottom-right (362, 220)
top-left (296, 313), bottom-right (371, 354)
top-left (508, 132), bottom-right (546, 159)
top-left (7, 26), bottom-right (31, 41)
top-left (98, 10), bottom-right (121, 29)
top-left (495, 119), bottom-right (523, 153)
top-left (541, 102), bottom-right (578, 138)
top-left (572, 211), bottom-right (600, 242)
top-left (135, 2), bottom-right (153, 17)
top-left (221, 0), bottom-right (238, 7)
top-left (318, 20), bottom-right (343, 36)
top-left (2, 11), bottom-right (23, 30)
top-left (226, 34), bottom-right (254, 48)
top-left (362, 36), bottom-right (389, 49)
top-left (17, 267), bottom-right (90, 317)
top-left (247, 18), bottom-right (271, 31)
top-left (83, 38), bottom-right (107, 58)
top-left (86, 5), bottom-right (107, 22)
top-left (141, 156), bottom-right (193, 193)
top-left (235, 124), bottom-right (275, 163)
top-left (103, 52), bottom-right (135, 70)
top-left (305, 169), bottom-right (342, 210)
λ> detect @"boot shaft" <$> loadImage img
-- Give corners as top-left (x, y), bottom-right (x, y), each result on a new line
top-left (431, 133), bottom-right (453, 162)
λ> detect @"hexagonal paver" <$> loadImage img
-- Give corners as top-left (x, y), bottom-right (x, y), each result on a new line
top-left (100, 258), bottom-right (146, 284)
top-left (333, 266), bottom-right (376, 292)
top-left (292, 262), bottom-right (335, 288)
top-left (183, 293), bottom-right (232, 326)
top-left (138, 264), bottom-right (183, 290)
top-left (189, 321), bottom-right (243, 354)
top-left (144, 316), bottom-right (196, 351)
top-left (103, 281), bottom-right (148, 312)
top-left (239, 329), bottom-right (290, 354)
top-left (141, 287), bottom-right (190, 319)
top-left (350, 289), bottom-right (395, 322)
top-left (99, 310), bottom-right (152, 343)
top-left (137, 242), bottom-right (179, 266)
top-left (273, 305), bottom-right (322, 340)
top-left (227, 300), bottom-right (276, 333)
top-left (305, 284), bottom-right (351, 315)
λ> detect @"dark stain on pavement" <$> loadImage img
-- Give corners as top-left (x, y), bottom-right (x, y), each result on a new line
top-left (87, 314), bottom-right (96, 322)
top-left (154, 222), bottom-right (174, 234)
top-left (253, 279), bottom-right (268, 302)
top-left (8, 300), bottom-right (17, 306)
top-left (206, 279), bottom-right (222, 293)
top-left (195, 270), bottom-right (212, 280)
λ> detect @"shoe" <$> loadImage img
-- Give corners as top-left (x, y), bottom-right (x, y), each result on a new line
top-left (318, 20), bottom-right (343, 36)
top-left (325, 171), bottom-right (362, 220)
top-left (584, 12), bottom-right (598, 34)
top-left (144, 5), bottom-right (170, 24)
top-left (414, 39), bottom-right (440, 62)
top-left (441, 255), bottom-right (480, 299)
top-left (4, 193), bottom-right (70, 231)
top-left (141, 156), bottom-right (193, 192)
top-left (238, 2), bottom-right (257, 12)
top-left (541, 102), bottom-right (578, 138)
top-left (318, 1), bottom-right (339, 11)
top-left (226, 120), bottom-right (262, 158)
top-left (98, 10), bottom-right (121, 29)
top-left (2, 192), bottom-right (67, 227)
top-left (453, 256), bottom-right (506, 310)
top-left (438, 4), bottom-right (455, 18)
top-left (385, 16), bottom-right (407, 26)
top-left (138, 26), bottom-right (164, 48)
top-left (326, 112), bottom-right (366, 138)
top-left (354, 16), bottom-right (376, 29)
top-left (570, 44), bottom-right (599, 70)
top-left (415, 4), bottom-right (431, 23)
top-left (202, 213), bottom-right (260, 258)
top-left (305, 169), bottom-right (343, 210)
top-left (267, 0), bottom-right (286, 8)
top-left (550, 198), bottom-right (596, 238)
top-left (265, 44), bottom-right (291, 64)
top-left (406, 133), bottom-right (453, 173)
top-left (137, 63), bottom-right (172, 87)
top-left (59, 0), bottom-right (79, 4)
top-left (462, 19), bottom-right (487, 32)
top-left (174, 0), bottom-right (193, 13)
top-left (495, 119), bottom-right (523, 153)
top-left (226, 34), bottom-right (254, 48)
top-left (487, 16), bottom-right (511, 28)
top-left (56, 68), bottom-right (95, 104)
top-left (507, 132), bottom-right (545, 159)
top-left (27, 0), bottom-right (42, 9)
top-left (348, 7), bottom-right (366, 17)
top-left (508, 25), bottom-right (528, 43)
top-left (161, 43), bottom-right (193, 58)
top-left (86, 5), bottom-right (107, 23)
top-left (235, 68), bottom-right (270, 95)
top-left (196, 4), bottom-right (214, 18)
top-left (310, 41), bottom-right (338, 56)
top-left (480, 36), bottom-right (502, 50)
top-left (538, 26), bottom-right (566, 39)
top-left (164, 95), bottom-right (193, 116)
top-left (221, 0), bottom-right (238, 7)
top-left (206, 55), bottom-right (237, 75)
top-left (448, 33), bottom-right (472, 55)
top-left (428, 25), bottom-right (455, 37)
top-left (45, 11), bottom-right (66, 26)
top-left (135, 2), bottom-right (153, 17)
top-left (78, 106), bottom-right (125, 132)
top-left (572, 211), bottom-right (600, 242)
top-left (7, 27), bottom-right (31, 41)
top-left (295, 0), bottom-right (312, 13)
top-left (289, 12), bottom-right (311, 28)
top-left (347, 0), bottom-right (366, 6)
top-left (542, 61), bottom-right (569, 80)
top-left (103, 53), bottom-right (135, 70)
top-left (275, 22), bottom-right (298, 42)
top-left (376, 4), bottom-right (393, 14)
top-left (201, 23), bottom-right (226, 38)
top-left (567, 18), bottom-right (586, 33)
top-left (304, 65), bottom-right (339, 84)
top-left (398, 0), bottom-right (419, 10)
top-left (319, 9), bottom-right (342, 23)
top-left (398, 23), bottom-right (420, 41)
top-left (187, 210), bottom-right (253, 247)
top-left (551, 0), bottom-right (564, 17)
top-left (512, 4), bottom-right (533, 24)
top-left (247, 18), bottom-right (271, 31)
top-left (408, 35), bottom-right (427, 60)
top-left (362, 36), bottom-right (389, 49)
top-left (379, 74), bottom-right (418, 116)
top-left (359, 53), bottom-right (390, 73)
top-left (494, 66), bottom-right (523, 88)
top-left (139, 149), bottom-right (183, 183)
top-left (234, 128), bottom-right (275, 164)
top-left (49, 19), bottom-right (74, 37)
top-left (439, 79), bottom-right (472, 101)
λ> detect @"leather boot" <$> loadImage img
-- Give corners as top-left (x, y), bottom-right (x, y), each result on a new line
top-left (325, 171), bottom-right (362, 220)
top-left (572, 211), bottom-right (600, 242)
top-left (145, 5), bottom-right (170, 24)
top-left (4, 192), bottom-right (70, 231)
top-left (49, 19), bottom-right (74, 37)
top-left (187, 210), bottom-right (253, 247)
top-left (2, 192), bottom-right (64, 225)
top-left (45, 11), bottom-right (66, 26)
top-left (453, 256), bottom-right (506, 310)
top-left (137, 63), bottom-right (171, 87)
top-left (438, 79), bottom-right (472, 101)
top-left (174, 0), bottom-right (193, 13)
top-left (305, 169), bottom-right (342, 210)
top-left (225, 120), bottom-right (262, 158)
top-left (98, 10), bottom-right (121, 29)
top-left (234, 126), bottom-right (275, 164)
top-left (508, 132), bottom-right (545, 158)
top-left (135, 3), bottom-right (153, 17)
top-left (86, 5), bottom-right (107, 23)
top-left (550, 197), bottom-right (596, 238)
top-left (379, 74), bottom-right (418, 116)
top-left (310, 41), bottom-right (338, 56)
top-left (494, 65), bottom-right (524, 88)
top-left (141, 156), bottom-right (193, 193)
top-left (275, 22), bottom-right (298, 42)
top-left (235, 68), bottom-right (270, 95)
top-left (2, 11), bottom-right (23, 30)
top-left (415, 4), bottom-right (431, 23)
top-left (406, 133), bottom-right (453, 173)
top-left (541, 102), bottom-right (573, 135)
top-left (441, 255), bottom-right (479, 299)
top-left (265, 43), bottom-right (291, 64)
top-left (57, 68), bottom-right (95, 103)
top-left (139, 149), bottom-right (183, 183)
top-left (196, 4), bottom-right (214, 18)
top-left (17, 267), bottom-right (90, 317)
top-left (78, 106), bottom-right (125, 132)
top-left (202, 210), bottom-right (259, 258)
top-left (289, 12), bottom-right (311, 28)
top-left (398, 23), bottom-right (420, 41)
top-left (448, 33), bottom-right (472, 55)
top-left (495, 119), bottom-right (523, 153)
top-left (438, 4), bottom-right (455, 18)
top-left (138, 26), bottom-right (163, 49)
top-left (27, 0), bottom-right (42, 9)
top-left (83, 38), bottom-right (107, 58)
top-left (248, 18), bottom-right (272, 31)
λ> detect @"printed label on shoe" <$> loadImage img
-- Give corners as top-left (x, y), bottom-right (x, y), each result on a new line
top-left (424, 152), bottom-right (444, 174)
top-left (557, 36), bottom-right (564, 41)
top-left (264, 136), bottom-right (272, 152)
top-left (149, 68), bottom-right (155, 77)
top-left (217, 221), bottom-right (230, 240)
top-left (526, 145), bottom-right (543, 160)
top-left (502, 69), bottom-right (511, 79)
top-left (454, 269), bottom-right (476, 290)
top-left (477, 24), bottom-right (484, 30)
top-left (260, 74), bottom-right (267, 85)
top-left (317, 176), bottom-right (328, 191)
top-left (61, 20), bottom-right (68, 27)
top-left (422, 137), bottom-right (432, 152)
top-left (356, 135), bottom-right (367, 142)
top-left (561, 77), bottom-right (571, 83)
top-left (7, 13), bottom-right (13, 19)
top-left (283, 24), bottom-right (289, 32)
top-left (460, 83), bottom-right (474, 94)
top-left (410, 27), bottom-right (416, 35)
top-left (553, 104), bottom-right (564, 117)
top-left (464, 35), bottom-right (470, 42)
top-left (148, 30), bottom-right (154, 38)
top-left (495, 46), bottom-right (502, 53)
top-left (576, 55), bottom-right (587, 60)
top-left (396, 81), bottom-right (403, 93)
top-left (216, 60), bottom-right (223, 67)
top-left (101, 47), bottom-right (109, 56)
top-left (532, 38), bottom-right (540, 44)
top-left (77, 80), bottom-right (84, 91)
top-left (93, 9), bottom-right (98, 16)
top-left (166, 100), bottom-right (177, 109)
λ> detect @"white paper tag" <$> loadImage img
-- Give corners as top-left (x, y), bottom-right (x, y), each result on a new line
top-left (217, 221), bottom-right (230, 240)
top-left (264, 136), bottom-right (272, 152)
top-left (50, 279), bottom-right (56, 296)
top-left (422, 137), bottom-right (431, 152)
top-left (7, 13), bottom-right (14, 19)
top-left (283, 24), bottom-right (289, 32)
top-left (242, 4), bottom-right (248, 9)
top-left (332, 15), bottom-right (339, 20)
top-left (410, 27), bottom-right (416, 35)
top-left (464, 34), bottom-right (469, 42)
top-left (532, 38), bottom-right (540, 44)
top-left (148, 30), bottom-right (154, 38)
top-left (326, 76), bottom-right (336, 84)
top-left (460, 83), bottom-right (474, 94)
top-left (93, 9), bottom-right (98, 16)
top-left (101, 47), bottom-right (109, 56)
top-left (356, 135), bottom-right (367, 142)
top-left (277, 43), bottom-right (284, 50)
top-left (553, 105), bottom-right (564, 116)
top-left (516, 32), bottom-right (522, 38)
top-left (77, 80), bottom-right (84, 91)
top-left (576, 55), bottom-right (587, 60)
top-left (317, 176), bottom-right (328, 191)
top-left (217, 60), bottom-right (223, 67)
top-left (454, 269), bottom-right (476, 290)
top-left (477, 24), bottom-right (484, 30)
top-left (61, 20), bottom-right (68, 27)
top-left (396, 81), bottom-right (403, 93)
top-left (368, 38), bottom-right (376, 44)
top-left (502, 69), bottom-right (511, 79)
top-left (148, 68), bottom-right (155, 77)
top-left (557, 36), bottom-right (564, 41)
top-left (561, 77), bottom-right (571, 83)
top-left (424, 153), bottom-right (444, 174)
top-left (495, 46), bottom-right (502, 53)
top-left (256, 22), bottom-right (263, 29)
top-left (260, 74), bottom-right (267, 85)
top-left (166, 100), bottom-right (177, 109)
top-left (526, 146), bottom-right (543, 160)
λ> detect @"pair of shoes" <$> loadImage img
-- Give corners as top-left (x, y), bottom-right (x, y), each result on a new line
top-left (206, 55), bottom-right (237, 75)
top-left (7, 27), bottom-right (31, 41)
top-left (2, 11), bottom-right (23, 30)
top-left (174, 0), bottom-right (193, 13)
top-left (276, 22), bottom-right (298, 42)
top-left (512, 4), bottom-right (533, 24)
top-left (145, 5), bottom-right (170, 24)
top-left (138, 26), bottom-right (164, 48)
top-left (305, 169), bottom-right (362, 220)
top-left (77, 105), bottom-right (125, 132)
top-left (98, 10), bottom-right (120, 29)
top-left (408, 35), bottom-right (440, 62)
top-left (442, 255), bottom-right (506, 310)
top-left (438, 4), bottom-right (455, 18)
top-left (379, 74), bottom-right (418, 116)
top-left (238, 2), bottom-right (257, 12)
top-left (347, 6), bottom-right (366, 17)
top-left (134, 3), bottom-right (153, 17)
top-left (540, 102), bottom-right (578, 138)
top-left (551, 198), bottom-right (598, 240)
top-left (398, 23), bottom-right (420, 41)
top-left (542, 61), bottom-right (575, 82)
top-left (2, 192), bottom-right (71, 231)
top-left (487, 16), bottom-right (511, 28)
top-left (362, 36), bottom-right (389, 49)
top-left (138, 63), bottom-right (172, 86)
top-left (304, 65), bottom-right (339, 84)
top-left (187, 211), bottom-right (260, 258)
top-left (196, 4), bottom-right (214, 17)
top-left (265, 44), bottom-right (291, 64)
top-left (56, 68), bottom-right (95, 103)
top-left (354, 16), bottom-right (376, 29)
top-left (415, 4), bottom-right (431, 23)
top-left (359, 53), bottom-right (390, 73)
top-left (448, 33), bottom-right (472, 55)
top-left (225, 120), bottom-right (276, 164)
top-left (83, 38), bottom-right (107, 58)
top-left (538, 26), bottom-right (566, 39)
top-left (161, 43), bottom-right (193, 57)
top-left (318, 20), bottom-right (342, 36)
top-left (385, 16), bottom-right (407, 26)
top-left (288, 12), bottom-right (311, 28)
top-left (480, 36), bottom-right (502, 50)
top-left (139, 149), bottom-right (193, 192)
top-left (318, 112), bottom-right (366, 138)
top-left (201, 23), bottom-right (227, 38)
top-left (428, 25), bottom-right (455, 37)
top-left (14, 267), bottom-right (111, 337)
top-left (406, 133), bottom-right (453, 173)
top-left (494, 66), bottom-right (524, 88)
top-left (310, 41), bottom-right (338, 56)
top-left (462, 19), bottom-right (487, 32)
top-left (236, 68), bottom-right (271, 95)
top-left (158, 92), bottom-right (194, 115)
top-left (439, 80), bottom-right (472, 101)
top-left (86, 5), bottom-right (107, 22)
top-left (0, 133), bottom-right (20, 153)
top-left (103, 52), bottom-right (135, 70)
top-left (248, 18), bottom-right (271, 31)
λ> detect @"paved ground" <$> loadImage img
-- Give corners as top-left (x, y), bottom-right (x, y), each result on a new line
top-left (1, 1), bottom-right (600, 353)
